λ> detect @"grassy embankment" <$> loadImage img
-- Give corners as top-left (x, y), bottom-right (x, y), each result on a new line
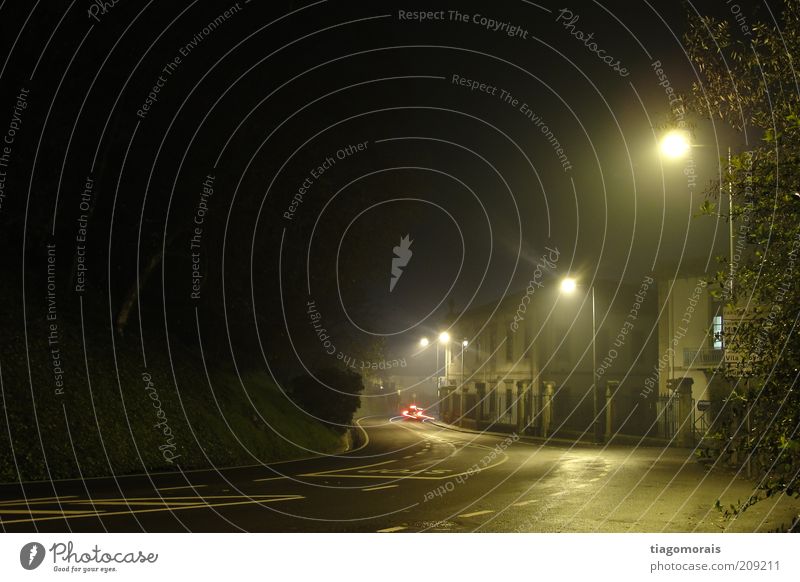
top-left (0, 293), bottom-right (341, 482)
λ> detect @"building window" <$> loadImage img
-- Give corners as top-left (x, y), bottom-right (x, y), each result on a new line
top-left (712, 315), bottom-right (723, 349)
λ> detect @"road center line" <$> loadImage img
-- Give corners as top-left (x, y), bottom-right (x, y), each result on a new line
top-left (512, 500), bottom-right (540, 507)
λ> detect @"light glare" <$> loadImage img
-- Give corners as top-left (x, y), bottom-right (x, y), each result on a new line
top-left (660, 131), bottom-right (690, 159)
top-left (560, 277), bottom-right (577, 294)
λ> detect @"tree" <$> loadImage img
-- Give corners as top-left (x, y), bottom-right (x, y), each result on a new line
top-left (288, 367), bottom-right (364, 433)
top-left (685, 0), bottom-right (800, 518)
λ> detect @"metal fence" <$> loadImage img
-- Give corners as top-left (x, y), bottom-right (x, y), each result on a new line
top-left (443, 383), bottom-right (695, 444)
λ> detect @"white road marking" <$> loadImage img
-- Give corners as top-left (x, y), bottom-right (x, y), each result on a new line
top-left (362, 485), bottom-right (399, 492)
top-left (253, 476), bottom-right (288, 482)
top-left (377, 526), bottom-right (407, 533)
top-left (512, 500), bottom-right (540, 507)
top-left (459, 510), bottom-right (494, 518)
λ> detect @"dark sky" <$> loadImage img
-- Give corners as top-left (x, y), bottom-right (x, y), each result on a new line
top-left (0, 0), bottom-right (772, 376)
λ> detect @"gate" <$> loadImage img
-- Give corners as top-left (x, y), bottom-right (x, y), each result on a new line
top-left (654, 394), bottom-right (694, 440)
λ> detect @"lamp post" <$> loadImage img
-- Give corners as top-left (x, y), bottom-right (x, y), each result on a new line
top-left (461, 339), bottom-right (468, 387)
top-left (659, 131), bottom-right (735, 291)
top-left (438, 331), bottom-right (450, 386)
top-left (660, 133), bottom-right (743, 451)
top-left (560, 277), bottom-right (600, 444)
top-left (459, 339), bottom-right (468, 422)
top-left (419, 336), bottom-right (432, 387)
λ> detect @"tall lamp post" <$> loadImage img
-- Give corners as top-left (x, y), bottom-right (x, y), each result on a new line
top-left (420, 333), bottom-right (457, 417)
top-left (438, 332), bottom-right (451, 420)
top-left (459, 339), bottom-right (468, 422)
top-left (460, 339), bottom-right (468, 388)
top-left (419, 336), bottom-right (433, 391)
top-left (660, 131), bottom-right (739, 452)
top-left (660, 131), bottom-right (735, 290)
top-left (438, 332), bottom-right (450, 384)
top-left (560, 277), bottom-right (600, 443)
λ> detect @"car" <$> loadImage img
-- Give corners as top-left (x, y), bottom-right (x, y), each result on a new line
top-left (401, 404), bottom-right (431, 421)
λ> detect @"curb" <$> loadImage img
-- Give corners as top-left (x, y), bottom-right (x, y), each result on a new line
top-left (428, 420), bottom-right (694, 450)
top-left (428, 420), bottom-right (602, 448)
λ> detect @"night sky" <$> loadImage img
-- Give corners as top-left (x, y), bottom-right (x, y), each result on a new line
top-left (0, 0), bottom-right (764, 378)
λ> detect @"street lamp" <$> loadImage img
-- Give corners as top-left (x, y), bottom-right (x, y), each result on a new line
top-left (561, 276), bottom-right (600, 444)
top-left (438, 332), bottom-right (450, 385)
top-left (459, 339), bottom-right (469, 423)
top-left (659, 132), bottom-right (735, 291)
top-left (560, 277), bottom-right (577, 294)
top-left (659, 130), bottom-right (691, 159)
top-left (419, 337), bottom-right (438, 405)
top-left (461, 339), bottom-right (468, 386)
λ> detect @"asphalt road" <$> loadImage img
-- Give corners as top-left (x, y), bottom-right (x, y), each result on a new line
top-left (1, 416), bottom-right (797, 532)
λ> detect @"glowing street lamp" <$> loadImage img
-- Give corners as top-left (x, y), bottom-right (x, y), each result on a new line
top-left (560, 277), bottom-right (577, 294)
top-left (659, 130), bottom-right (691, 159)
top-left (658, 131), bottom-right (735, 292)
top-left (459, 339), bottom-right (469, 423)
top-left (419, 337), bottom-right (429, 347)
top-left (438, 331), bottom-right (450, 344)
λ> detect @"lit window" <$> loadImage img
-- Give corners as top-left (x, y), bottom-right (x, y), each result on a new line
top-left (712, 315), bottom-right (723, 349)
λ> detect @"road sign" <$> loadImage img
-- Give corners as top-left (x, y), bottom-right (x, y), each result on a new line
top-left (722, 308), bottom-right (756, 377)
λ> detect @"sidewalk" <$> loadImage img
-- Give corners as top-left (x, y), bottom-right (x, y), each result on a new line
top-left (429, 419), bottom-right (672, 449)
top-left (430, 419), bottom-right (800, 532)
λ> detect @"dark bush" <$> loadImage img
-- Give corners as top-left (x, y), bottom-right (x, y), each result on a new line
top-left (289, 367), bottom-right (364, 433)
